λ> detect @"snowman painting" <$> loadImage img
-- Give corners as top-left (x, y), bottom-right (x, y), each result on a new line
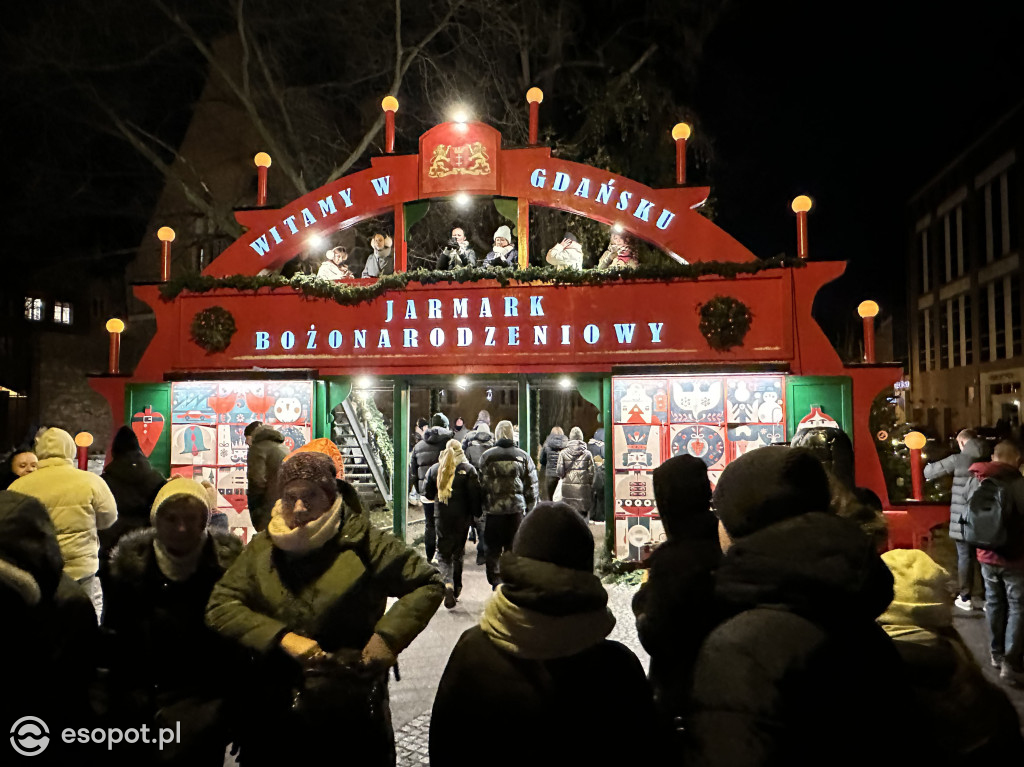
top-left (273, 397), bottom-right (303, 425)
top-left (756, 391), bottom-right (783, 423)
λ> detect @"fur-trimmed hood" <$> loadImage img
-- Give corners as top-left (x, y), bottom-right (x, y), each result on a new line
top-left (110, 527), bottom-right (242, 580)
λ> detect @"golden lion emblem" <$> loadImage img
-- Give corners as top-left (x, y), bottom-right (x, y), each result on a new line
top-left (427, 142), bottom-right (491, 178)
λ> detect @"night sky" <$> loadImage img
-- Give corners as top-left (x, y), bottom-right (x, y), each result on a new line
top-left (5, 0), bottom-right (1024, 350)
top-left (694, 0), bottom-right (1024, 341)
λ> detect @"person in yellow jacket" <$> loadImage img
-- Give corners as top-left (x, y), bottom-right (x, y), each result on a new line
top-left (10, 427), bottom-right (117, 622)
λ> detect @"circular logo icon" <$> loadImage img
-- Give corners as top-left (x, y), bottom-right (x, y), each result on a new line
top-left (10, 716), bottom-right (49, 757)
top-left (627, 524), bottom-right (652, 548)
top-left (876, 430), bottom-right (889, 442)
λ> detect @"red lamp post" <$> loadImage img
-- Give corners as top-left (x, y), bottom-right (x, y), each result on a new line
top-left (157, 226), bottom-right (175, 282)
top-left (858, 300), bottom-right (880, 363)
top-left (671, 122), bottom-right (691, 185)
top-left (74, 432), bottom-right (93, 471)
top-left (254, 152), bottom-right (272, 206)
top-left (905, 431), bottom-right (927, 501)
top-left (381, 96), bottom-right (399, 153)
top-left (526, 87), bottom-right (544, 145)
top-left (106, 318), bottom-right (125, 375)
top-left (791, 195), bottom-right (813, 259)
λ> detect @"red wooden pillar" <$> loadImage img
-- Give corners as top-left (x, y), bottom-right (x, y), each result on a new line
top-left (672, 123), bottom-right (691, 185)
top-left (157, 227), bottom-right (175, 281)
top-left (382, 96), bottom-right (399, 153)
top-left (254, 153), bottom-right (272, 206)
top-left (526, 88), bottom-right (543, 145)
top-left (394, 203), bottom-right (407, 272)
top-left (518, 198), bottom-right (530, 268)
top-left (791, 195), bottom-right (812, 259)
top-left (905, 432), bottom-right (927, 501)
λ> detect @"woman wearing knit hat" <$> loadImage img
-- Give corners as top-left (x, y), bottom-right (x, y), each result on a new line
top-left (684, 446), bottom-right (921, 766)
top-left (430, 502), bottom-right (655, 765)
top-left (206, 452), bottom-right (443, 766)
top-left (482, 225), bottom-right (518, 268)
top-left (424, 439), bottom-right (483, 608)
top-left (105, 477), bottom-right (246, 765)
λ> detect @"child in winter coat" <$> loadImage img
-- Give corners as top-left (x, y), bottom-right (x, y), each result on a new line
top-left (597, 231), bottom-right (638, 270)
top-left (317, 246), bottom-right (354, 280)
top-left (546, 231), bottom-right (585, 269)
top-left (482, 225), bottom-right (518, 268)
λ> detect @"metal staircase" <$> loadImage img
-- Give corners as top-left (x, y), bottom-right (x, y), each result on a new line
top-left (334, 398), bottom-right (392, 508)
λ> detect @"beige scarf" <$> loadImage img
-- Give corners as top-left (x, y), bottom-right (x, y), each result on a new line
top-left (153, 531), bottom-right (208, 582)
top-left (480, 586), bottom-right (615, 660)
top-left (436, 440), bottom-right (466, 504)
top-left (267, 496), bottom-right (343, 554)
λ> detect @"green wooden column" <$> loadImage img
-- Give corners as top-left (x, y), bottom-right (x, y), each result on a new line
top-left (602, 375), bottom-right (614, 557)
top-left (392, 378), bottom-right (410, 540)
top-left (518, 375), bottom-right (532, 459)
top-left (313, 380), bottom-right (329, 439)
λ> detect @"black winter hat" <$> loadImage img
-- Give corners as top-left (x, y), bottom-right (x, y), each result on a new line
top-left (713, 446), bottom-right (831, 539)
top-left (513, 502), bottom-right (594, 571)
top-left (430, 412), bottom-right (450, 428)
top-left (111, 425), bottom-right (142, 458)
top-left (652, 455), bottom-right (714, 539)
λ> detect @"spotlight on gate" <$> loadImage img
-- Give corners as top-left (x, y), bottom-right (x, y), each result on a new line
top-left (559, 377), bottom-right (573, 390)
top-left (355, 376), bottom-right (373, 390)
top-left (456, 377), bottom-right (469, 389)
top-left (612, 223), bottom-right (624, 233)
top-left (308, 234), bottom-right (325, 249)
top-left (451, 107), bottom-right (469, 125)
top-left (454, 192), bottom-right (470, 208)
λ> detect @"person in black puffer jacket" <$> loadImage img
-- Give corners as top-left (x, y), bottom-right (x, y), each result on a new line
top-left (410, 413), bottom-right (454, 562)
top-left (631, 455), bottom-right (721, 743)
top-left (538, 427), bottom-right (567, 501)
top-left (478, 421), bottom-right (538, 587)
top-left (463, 423), bottom-right (495, 563)
top-left (424, 440), bottom-right (483, 608)
top-left (430, 502), bottom-right (656, 766)
top-left (684, 447), bottom-right (923, 767)
top-left (99, 426), bottom-right (166, 562)
top-left (923, 429), bottom-right (991, 609)
top-left (104, 478), bottom-right (248, 766)
top-left (0, 490), bottom-right (99, 739)
top-left (555, 427), bottom-right (595, 517)
top-left (587, 427), bottom-right (605, 460)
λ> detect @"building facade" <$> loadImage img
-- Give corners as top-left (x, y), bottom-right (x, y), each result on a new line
top-left (908, 103), bottom-right (1023, 437)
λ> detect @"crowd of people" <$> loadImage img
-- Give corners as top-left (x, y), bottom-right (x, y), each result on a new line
top-left (3, 417), bottom-right (1024, 765)
top-left (295, 223), bottom-right (641, 282)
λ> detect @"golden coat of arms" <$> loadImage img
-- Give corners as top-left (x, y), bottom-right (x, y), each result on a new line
top-left (427, 142), bottom-right (491, 178)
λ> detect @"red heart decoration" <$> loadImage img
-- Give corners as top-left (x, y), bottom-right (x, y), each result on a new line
top-left (131, 406), bottom-right (165, 456)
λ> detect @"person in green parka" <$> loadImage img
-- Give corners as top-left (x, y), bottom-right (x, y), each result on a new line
top-left (206, 451), bottom-right (443, 766)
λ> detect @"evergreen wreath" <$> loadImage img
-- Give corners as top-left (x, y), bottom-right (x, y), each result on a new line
top-left (190, 306), bottom-right (237, 353)
top-left (160, 257), bottom-right (804, 307)
top-left (698, 295), bottom-right (752, 351)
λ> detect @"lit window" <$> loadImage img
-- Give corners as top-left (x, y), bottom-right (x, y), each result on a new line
top-left (24, 297), bottom-right (42, 321)
top-left (53, 301), bottom-right (73, 325)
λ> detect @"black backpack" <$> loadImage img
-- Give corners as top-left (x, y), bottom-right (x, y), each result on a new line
top-left (964, 475), bottom-right (1023, 556)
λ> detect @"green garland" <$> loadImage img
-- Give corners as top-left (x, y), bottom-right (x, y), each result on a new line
top-left (351, 391), bottom-right (394, 486)
top-left (159, 257), bottom-right (804, 307)
top-left (698, 295), bottom-right (752, 351)
top-left (190, 306), bottom-right (237, 353)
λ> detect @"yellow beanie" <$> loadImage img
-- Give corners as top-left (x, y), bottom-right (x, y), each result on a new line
top-left (151, 477), bottom-right (213, 525)
top-left (878, 549), bottom-right (952, 631)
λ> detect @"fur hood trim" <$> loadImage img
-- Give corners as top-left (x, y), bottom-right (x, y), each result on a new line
top-left (110, 527), bottom-right (242, 580)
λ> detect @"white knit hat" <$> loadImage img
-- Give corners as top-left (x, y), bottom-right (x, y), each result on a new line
top-left (493, 225), bottom-right (513, 244)
top-left (151, 477), bottom-right (213, 525)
